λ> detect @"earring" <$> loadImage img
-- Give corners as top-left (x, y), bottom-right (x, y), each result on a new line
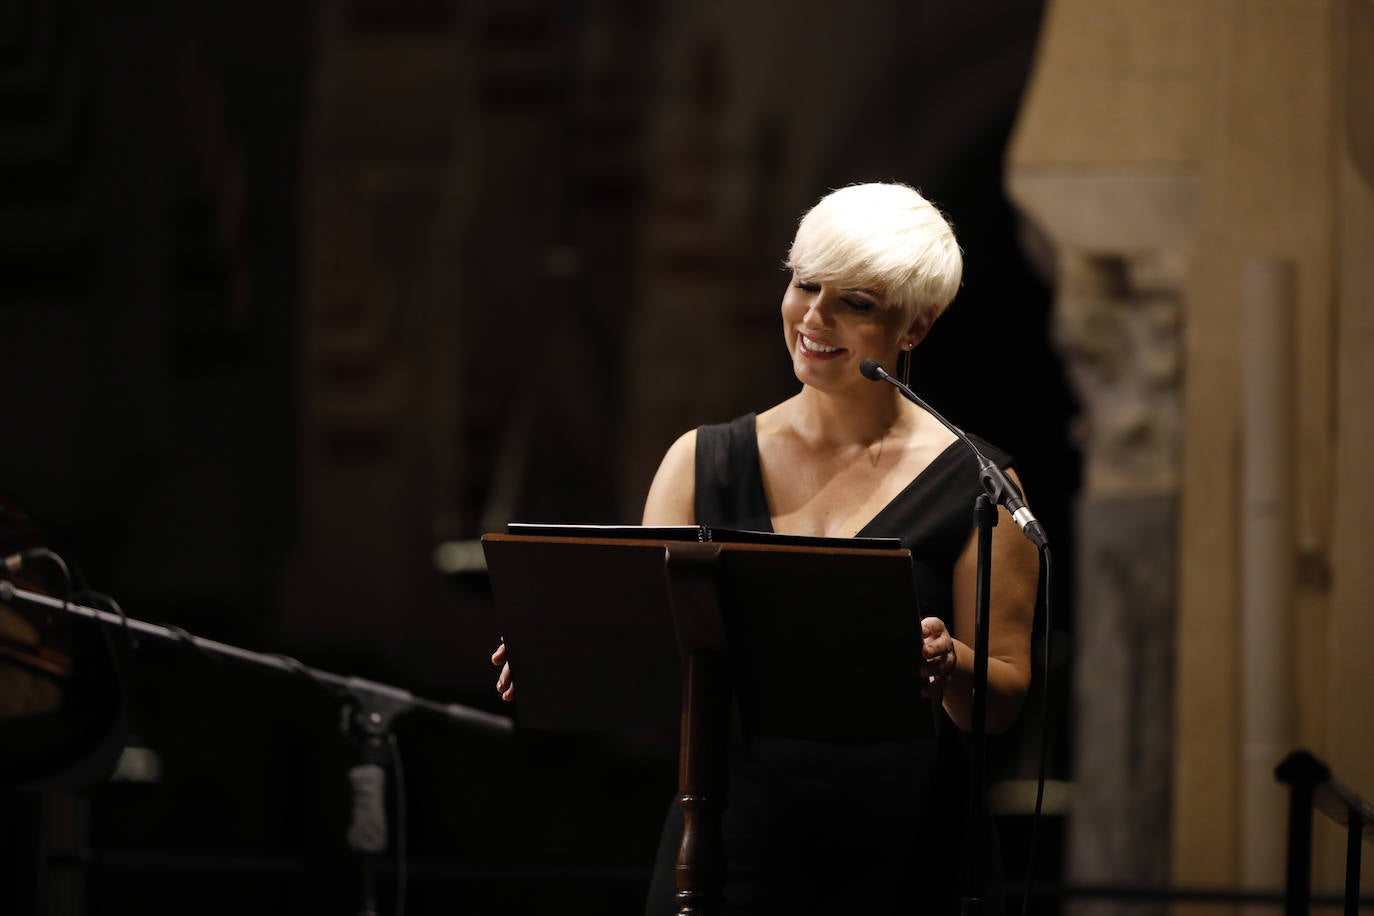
top-left (899, 348), bottom-right (912, 388)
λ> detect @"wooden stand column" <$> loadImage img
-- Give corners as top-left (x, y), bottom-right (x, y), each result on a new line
top-left (664, 542), bottom-right (729, 916)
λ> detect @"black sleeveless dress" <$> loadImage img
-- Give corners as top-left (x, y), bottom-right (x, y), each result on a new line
top-left (645, 413), bottom-right (1012, 916)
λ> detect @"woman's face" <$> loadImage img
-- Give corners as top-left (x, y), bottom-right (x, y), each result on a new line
top-left (781, 271), bottom-right (910, 392)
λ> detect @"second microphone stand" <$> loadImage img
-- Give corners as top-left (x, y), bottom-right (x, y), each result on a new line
top-left (0, 579), bottom-right (513, 916)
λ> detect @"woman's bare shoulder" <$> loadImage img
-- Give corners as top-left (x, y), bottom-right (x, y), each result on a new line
top-left (662, 428), bottom-right (697, 468)
top-left (642, 429), bottom-right (698, 525)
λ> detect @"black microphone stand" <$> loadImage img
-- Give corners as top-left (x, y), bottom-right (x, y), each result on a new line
top-left (0, 580), bottom-right (513, 916)
top-left (343, 678), bottom-right (416, 916)
top-left (965, 492), bottom-right (996, 916)
top-left (858, 359), bottom-right (1047, 915)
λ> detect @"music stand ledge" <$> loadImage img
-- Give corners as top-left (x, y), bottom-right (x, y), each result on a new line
top-left (481, 533), bottom-right (932, 916)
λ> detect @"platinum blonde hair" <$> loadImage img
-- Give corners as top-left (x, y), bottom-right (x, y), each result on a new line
top-left (785, 183), bottom-right (963, 330)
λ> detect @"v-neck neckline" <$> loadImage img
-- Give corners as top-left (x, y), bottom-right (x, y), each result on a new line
top-left (744, 413), bottom-right (966, 539)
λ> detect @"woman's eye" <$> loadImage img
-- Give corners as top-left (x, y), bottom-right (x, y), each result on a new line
top-left (794, 280), bottom-right (821, 292)
top-left (844, 297), bottom-right (876, 313)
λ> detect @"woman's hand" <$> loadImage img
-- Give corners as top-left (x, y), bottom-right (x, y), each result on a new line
top-left (920, 616), bottom-right (956, 699)
top-left (491, 641), bottom-right (515, 702)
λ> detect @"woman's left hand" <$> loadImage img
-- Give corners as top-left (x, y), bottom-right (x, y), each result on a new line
top-left (920, 616), bottom-right (957, 699)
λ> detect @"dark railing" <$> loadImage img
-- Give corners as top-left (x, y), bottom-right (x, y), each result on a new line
top-left (1007, 882), bottom-right (1374, 908)
top-left (1276, 749), bottom-right (1374, 916)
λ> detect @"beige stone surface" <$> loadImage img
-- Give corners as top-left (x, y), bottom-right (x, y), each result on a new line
top-left (1009, 0), bottom-right (1211, 167)
top-left (1007, 170), bottom-right (1199, 254)
top-left (1175, 0), bottom-right (1340, 898)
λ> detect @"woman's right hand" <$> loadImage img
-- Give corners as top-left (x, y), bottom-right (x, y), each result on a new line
top-left (491, 641), bottom-right (515, 701)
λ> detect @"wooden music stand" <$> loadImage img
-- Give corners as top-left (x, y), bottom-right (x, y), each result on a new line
top-left (481, 532), bottom-right (929, 916)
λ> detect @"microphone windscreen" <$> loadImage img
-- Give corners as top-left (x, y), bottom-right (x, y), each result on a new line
top-left (859, 359), bottom-right (885, 381)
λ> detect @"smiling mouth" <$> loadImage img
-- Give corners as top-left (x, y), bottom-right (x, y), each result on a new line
top-left (798, 332), bottom-right (845, 358)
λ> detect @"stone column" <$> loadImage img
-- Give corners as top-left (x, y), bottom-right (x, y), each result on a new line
top-left (1062, 248), bottom-right (1184, 915)
top-left (1008, 178), bottom-right (1191, 916)
top-left (1004, 3), bottom-right (1206, 910)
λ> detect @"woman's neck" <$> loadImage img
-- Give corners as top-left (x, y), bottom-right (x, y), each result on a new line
top-left (788, 382), bottom-right (913, 448)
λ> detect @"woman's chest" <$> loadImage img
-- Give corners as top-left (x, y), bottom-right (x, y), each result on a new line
top-left (757, 442), bottom-right (932, 539)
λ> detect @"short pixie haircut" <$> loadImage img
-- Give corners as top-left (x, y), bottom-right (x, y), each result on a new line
top-left (785, 183), bottom-right (963, 330)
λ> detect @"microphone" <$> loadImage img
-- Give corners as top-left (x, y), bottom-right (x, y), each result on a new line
top-left (860, 358), bottom-right (1049, 549)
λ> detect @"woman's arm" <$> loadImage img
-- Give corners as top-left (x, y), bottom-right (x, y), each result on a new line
top-left (641, 429), bottom-right (697, 526)
top-left (939, 468), bottom-right (1040, 733)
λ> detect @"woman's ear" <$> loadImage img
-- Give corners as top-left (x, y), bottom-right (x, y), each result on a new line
top-left (903, 311), bottom-right (934, 349)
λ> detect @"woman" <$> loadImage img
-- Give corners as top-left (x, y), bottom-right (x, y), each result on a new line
top-left (495, 182), bottom-right (1038, 913)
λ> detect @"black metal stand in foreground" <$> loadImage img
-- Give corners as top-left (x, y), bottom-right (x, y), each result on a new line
top-left (962, 493), bottom-right (997, 916)
top-left (0, 580), bottom-right (513, 916)
top-left (342, 680), bottom-right (423, 916)
top-left (1275, 749), bottom-right (1374, 916)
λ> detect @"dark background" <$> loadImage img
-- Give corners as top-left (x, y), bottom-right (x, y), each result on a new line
top-left (0, 1), bottom-right (1077, 913)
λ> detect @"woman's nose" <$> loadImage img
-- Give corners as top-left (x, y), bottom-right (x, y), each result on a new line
top-left (804, 290), bottom-right (834, 325)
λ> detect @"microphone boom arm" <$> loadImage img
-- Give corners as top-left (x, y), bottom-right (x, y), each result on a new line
top-left (858, 358), bottom-right (1048, 549)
